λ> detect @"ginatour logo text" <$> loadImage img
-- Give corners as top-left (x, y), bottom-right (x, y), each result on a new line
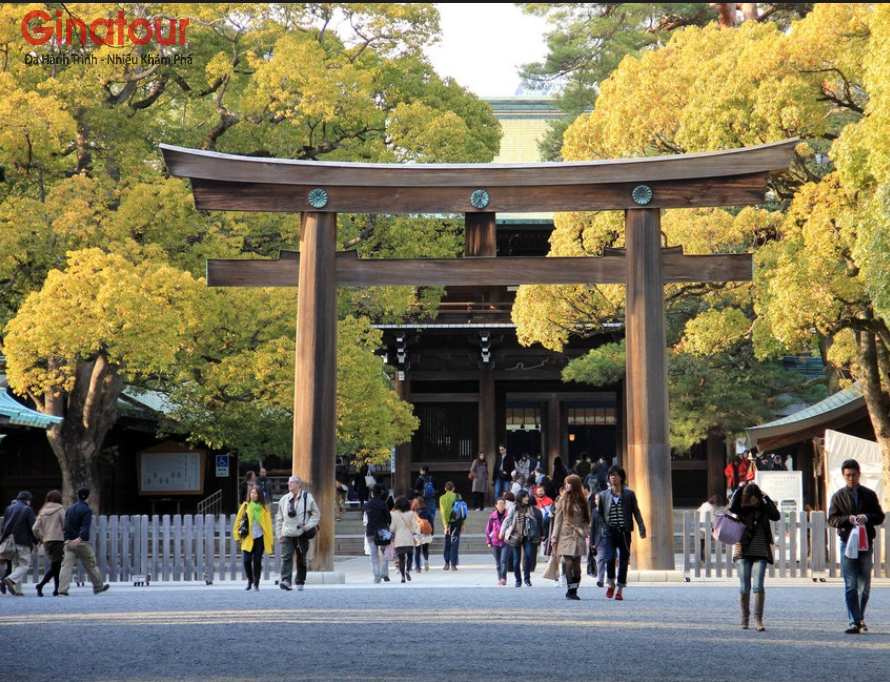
top-left (22, 9), bottom-right (189, 46)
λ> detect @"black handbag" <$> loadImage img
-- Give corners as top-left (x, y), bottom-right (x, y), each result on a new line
top-left (238, 508), bottom-right (249, 539)
top-left (375, 527), bottom-right (394, 546)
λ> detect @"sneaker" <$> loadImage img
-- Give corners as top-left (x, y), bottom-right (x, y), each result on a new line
top-left (524, 579), bottom-right (532, 587)
top-left (424, 565), bottom-right (429, 572)
top-left (443, 564), bottom-right (450, 571)
top-left (860, 622), bottom-right (869, 632)
top-left (596, 581), bottom-right (604, 588)
top-left (280, 582), bottom-right (293, 591)
top-left (93, 584), bottom-right (110, 594)
top-left (515, 581), bottom-right (522, 587)
top-left (401, 577), bottom-right (406, 583)
top-left (614, 592), bottom-right (624, 601)
top-left (381, 575), bottom-right (390, 582)
top-left (606, 584), bottom-right (615, 599)
top-left (845, 625), bottom-right (861, 635)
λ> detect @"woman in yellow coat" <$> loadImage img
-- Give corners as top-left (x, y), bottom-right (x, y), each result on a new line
top-left (233, 485), bottom-right (274, 590)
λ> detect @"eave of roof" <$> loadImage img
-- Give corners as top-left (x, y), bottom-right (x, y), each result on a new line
top-left (744, 384), bottom-right (866, 452)
top-left (0, 380), bottom-right (63, 429)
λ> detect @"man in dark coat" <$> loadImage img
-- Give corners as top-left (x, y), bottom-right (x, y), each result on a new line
top-left (1, 491), bottom-right (38, 596)
top-left (828, 458), bottom-right (885, 634)
top-left (58, 487), bottom-right (110, 596)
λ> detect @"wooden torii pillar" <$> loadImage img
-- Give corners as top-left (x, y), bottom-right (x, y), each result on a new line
top-left (162, 139), bottom-right (796, 572)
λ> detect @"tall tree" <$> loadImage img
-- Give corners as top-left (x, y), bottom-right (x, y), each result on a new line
top-left (517, 2), bottom-right (813, 158)
top-left (0, 3), bottom-right (499, 508)
top-left (514, 4), bottom-right (890, 507)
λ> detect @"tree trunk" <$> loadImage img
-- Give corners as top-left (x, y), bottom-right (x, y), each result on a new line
top-left (41, 355), bottom-right (125, 512)
top-left (856, 329), bottom-right (890, 512)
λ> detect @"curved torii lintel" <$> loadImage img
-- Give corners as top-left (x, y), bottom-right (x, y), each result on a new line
top-left (161, 139), bottom-right (798, 213)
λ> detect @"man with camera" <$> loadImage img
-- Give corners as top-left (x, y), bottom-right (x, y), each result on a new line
top-left (276, 475), bottom-right (320, 592)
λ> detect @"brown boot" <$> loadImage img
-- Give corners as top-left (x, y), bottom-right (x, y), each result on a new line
top-left (753, 592), bottom-right (765, 632)
top-left (739, 593), bottom-right (750, 629)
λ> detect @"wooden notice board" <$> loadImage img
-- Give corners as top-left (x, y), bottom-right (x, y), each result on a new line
top-left (138, 447), bottom-right (205, 495)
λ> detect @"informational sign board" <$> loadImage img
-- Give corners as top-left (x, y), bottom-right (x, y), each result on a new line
top-left (138, 450), bottom-right (204, 495)
top-left (216, 454), bottom-right (229, 478)
top-left (754, 470), bottom-right (804, 515)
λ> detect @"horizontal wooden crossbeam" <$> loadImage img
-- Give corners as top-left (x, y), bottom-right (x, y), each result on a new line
top-left (206, 248), bottom-right (752, 287)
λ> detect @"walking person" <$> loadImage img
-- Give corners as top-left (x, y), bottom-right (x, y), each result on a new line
top-left (729, 482), bottom-right (780, 631)
top-left (57, 487), bottom-right (110, 596)
top-left (32, 490), bottom-right (65, 597)
top-left (390, 495), bottom-right (420, 583)
top-left (410, 497), bottom-right (434, 572)
top-left (239, 470), bottom-right (257, 504)
top-left (233, 485), bottom-right (273, 591)
top-left (494, 444), bottom-right (514, 500)
top-left (486, 497), bottom-right (509, 585)
top-left (364, 483), bottom-right (392, 583)
top-left (550, 474), bottom-right (591, 600)
top-left (501, 489), bottom-right (540, 587)
top-left (0, 491), bottom-right (38, 596)
top-left (588, 488), bottom-right (609, 587)
top-left (275, 475), bottom-right (320, 591)
top-left (598, 465), bottom-right (646, 601)
top-left (828, 458), bottom-right (886, 634)
top-left (414, 466), bottom-right (438, 527)
top-left (439, 481), bottom-right (465, 570)
top-left (469, 452), bottom-right (489, 511)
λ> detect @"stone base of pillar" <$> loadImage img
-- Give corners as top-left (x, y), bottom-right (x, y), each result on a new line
top-left (625, 570), bottom-right (687, 583)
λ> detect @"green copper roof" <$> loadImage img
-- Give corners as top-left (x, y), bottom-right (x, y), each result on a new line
top-left (0, 376), bottom-right (63, 429)
top-left (744, 384), bottom-right (864, 450)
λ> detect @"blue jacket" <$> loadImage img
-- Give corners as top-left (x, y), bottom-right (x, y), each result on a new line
top-left (1, 500), bottom-right (37, 548)
top-left (63, 500), bottom-right (93, 542)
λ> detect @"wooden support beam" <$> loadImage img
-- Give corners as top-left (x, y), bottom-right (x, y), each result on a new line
top-left (293, 212), bottom-right (337, 572)
top-left (625, 208), bottom-right (674, 571)
top-left (206, 249), bottom-right (752, 288)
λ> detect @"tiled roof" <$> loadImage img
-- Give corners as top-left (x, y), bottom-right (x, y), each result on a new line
top-left (744, 384), bottom-right (865, 450)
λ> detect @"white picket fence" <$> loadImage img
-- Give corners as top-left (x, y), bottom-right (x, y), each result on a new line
top-left (680, 511), bottom-right (890, 580)
top-left (5, 511), bottom-right (888, 583)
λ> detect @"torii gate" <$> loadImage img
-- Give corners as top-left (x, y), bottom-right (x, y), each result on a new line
top-left (162, 139), bottom-right (796, 573)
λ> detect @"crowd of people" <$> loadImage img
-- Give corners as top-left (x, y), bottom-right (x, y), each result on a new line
top-left (1, 486), bottom-right (110, 597)
top-left (1, 450), bottom-right (883, 636)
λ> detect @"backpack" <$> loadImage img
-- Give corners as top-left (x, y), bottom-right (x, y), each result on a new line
top-left (451, 495), bottom-right (468, 522)
top-left (422, 475), bottom-right (435, 498)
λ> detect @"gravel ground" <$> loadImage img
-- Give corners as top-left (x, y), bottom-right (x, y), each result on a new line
top-left (1, 555), bottom-right (887, 682)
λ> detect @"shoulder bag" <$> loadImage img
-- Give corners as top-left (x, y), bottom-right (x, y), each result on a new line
top-left (237, 503), bottom-right (250, 540)
top-left (0, 507), bottom-right (25, 560)
top-left (301, 493), bottom-right (319, 540)
top-left (712, 512), bottom-right (745, 545)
